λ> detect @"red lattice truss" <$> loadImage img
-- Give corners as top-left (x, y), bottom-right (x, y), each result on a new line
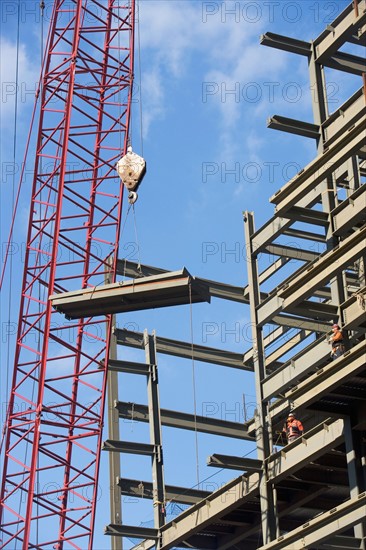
top-left (0, 1), bottom-right (134, 547)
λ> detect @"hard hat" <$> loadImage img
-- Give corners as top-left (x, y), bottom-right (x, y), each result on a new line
top-left (288, 412), bottom-right (295, 417)
top-left (332, 324), bottom-right (340, 329)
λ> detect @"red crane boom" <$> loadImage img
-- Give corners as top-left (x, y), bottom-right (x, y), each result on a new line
top-left (0, 1), bottom-right (135, 547)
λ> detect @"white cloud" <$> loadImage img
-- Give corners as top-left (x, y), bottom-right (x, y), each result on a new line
top-left (0, 38), bottom-right (40, 125)
top-left (136, 0), bottom-right (289, 161)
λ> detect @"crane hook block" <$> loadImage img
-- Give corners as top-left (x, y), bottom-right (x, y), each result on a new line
top-left (116, 146), bottom-right (146, 195)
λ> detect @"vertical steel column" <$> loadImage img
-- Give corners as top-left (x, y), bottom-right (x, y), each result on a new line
top-left (105, 260), bottom-right (123, 550)
top-left (107, 327), bottom-right (123, 550)
top-left (244, 212), bottom-right (278, 544)
top-left (309, 44), bottom-right (345, 315)
top-left (144, 330), bottom-right (166, 535)
top-left (344, 416), bottom-right (366, 548)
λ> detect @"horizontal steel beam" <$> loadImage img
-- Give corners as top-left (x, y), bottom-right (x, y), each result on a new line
top-left (50, 269), bottom-right (210, 318)
top-left (115, 328), bottom-right (248, 370)
top-left (102, 439), bottom-right (155, 456)
top-left (271, 117), bottom-right (365, 214)
top-left (325, 50), bottom-right (366, 75)
top-left (104, 524), bottom-right (159, 540)
top-left (115, 401), bottom-right (254, 440)
top-left (261, 30), bottom-right (366, 75)
top-left (283, 228), bottom-right (326, 243)
top-left (108, 358), bottom-right (150, 375)
top-left (281, 206), bottom-right (328, 227)
top-left (207, 454), bottom-right (262, 472)
top-left (117, 477), bottom-right (210, 505)
top-left (257, 492), bottom-right (366, 549)
top-left (271, 314), bottom-right (330, 333)
top-left (263, 243), bottom-right (320, 262)
top-left (260, 32), bottom-right (311, 56)
top-left (267, 115), bottom-right (319, 139)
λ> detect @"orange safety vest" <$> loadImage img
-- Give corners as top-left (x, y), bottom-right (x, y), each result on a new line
top-left (285, 419), bottom-right (303, 438)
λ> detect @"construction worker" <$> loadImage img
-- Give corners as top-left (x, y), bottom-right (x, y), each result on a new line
top-left (283, 412), bottom-right (304, 444)
top-left (328, 323), bottom-right (345, 360)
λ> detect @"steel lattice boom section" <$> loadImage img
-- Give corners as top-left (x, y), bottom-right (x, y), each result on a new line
top-left (0, 1), bottom-right (135, 548)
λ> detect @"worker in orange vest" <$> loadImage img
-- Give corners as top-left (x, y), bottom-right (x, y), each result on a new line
top-left (283, 412), bottom-right (304, 443)
top-left (328, 323), bottom-right (345, 360)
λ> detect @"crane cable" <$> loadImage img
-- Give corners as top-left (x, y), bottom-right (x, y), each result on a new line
top-left (189, 283), bottom-right (200, 488)
top-left (2, 0), bottom-right (21, 459)
top-left (136, 0), bottom-right (144, 156)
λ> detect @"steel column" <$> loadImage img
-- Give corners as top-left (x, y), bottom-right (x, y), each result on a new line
top-left (244, 212), bottom-right (278, 543)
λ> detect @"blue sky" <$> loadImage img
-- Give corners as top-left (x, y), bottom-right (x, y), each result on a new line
top-left (0, 0), bottom-right (360, 548)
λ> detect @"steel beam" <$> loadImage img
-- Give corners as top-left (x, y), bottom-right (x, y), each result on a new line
top-left (325, 50), bottom-right (366, 76)
top-left (256, 492), bottom-right (366, 550)
top-left (283, 228), bottom-right (326, 242)
top-left (50, 269), bottom-right (210, 318)
top-left (271, 314), bottom-right (330, 333)
top-left (106, 321), bottom-right (123, 550)
top-left (260, 32), bottom-right (311, 56)
top-left (115, 401), bottom-right (254, 440)
top-left (207, 454), bottom-right (262, 472)
top-left (144, 332), bottom-right (165, 529)
top-left (281, 206), bottom-right (328, 227)
top-left (108, 359), bottom-right (150, 376)
top-left (263, 243), bottom-right (320, 262)
top-left (117, 477), bottom-right (210, 505)
top-left (114, 328), bottom-right (248, 370)
top-left (267, 115), bottom-right (319, 139)
top-left (102, 440), bottom-right (155, 455)
top-left (104, 524), bottom-right (159, 540)
top-left (261, 30), bottom-right (366, 75)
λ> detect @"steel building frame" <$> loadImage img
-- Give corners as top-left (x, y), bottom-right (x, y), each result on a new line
top-left (38, 1), bottom-right (366, 549)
